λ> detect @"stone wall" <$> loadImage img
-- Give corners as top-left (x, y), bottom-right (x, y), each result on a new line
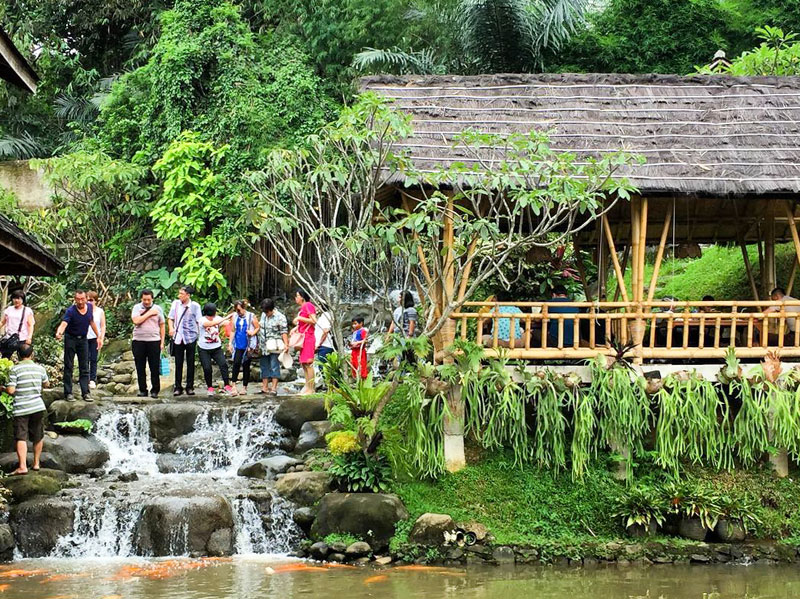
top-left (0, 160), bottom-right (51, 208)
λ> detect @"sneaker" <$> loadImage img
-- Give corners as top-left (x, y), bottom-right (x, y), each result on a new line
top-left (186, 389), bottom-right (196, 396)
top-left (173, 388), bottom-right (184, 397)
top-left (224, 385), bottom-right (234, 396)
top-left (82, 394), bottom-right (93, 403)
top-left (137, 391), bottom-right (148, 397)
top-left (207, 387), bottom-right (216, 397)
top-left (88, 380), bottom-right (96, 390)
top-left (150, 391), bottom-right (159, 399)
top-left (65, 393), bottom-right (76, 402)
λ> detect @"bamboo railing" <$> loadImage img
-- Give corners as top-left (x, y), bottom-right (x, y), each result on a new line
top-left (452, 300), bottom-right (800, 360)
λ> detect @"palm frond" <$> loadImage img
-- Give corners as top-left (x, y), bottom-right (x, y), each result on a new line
top-left (353, 47), bottom-right (444, 75)
top-left (459, 0), bottom-right (536, 73)
top-left (530, 0), bottom-right (588, 53)
top-left (54, 93), bottom-right (100, 125)
top-left (0, 132), bottom-right (47, 160)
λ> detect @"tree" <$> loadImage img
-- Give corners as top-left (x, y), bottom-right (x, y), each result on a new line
top-left (697, 26), bottom-right (800, 75)
top-left (354, 0), bottom-right (588, 75)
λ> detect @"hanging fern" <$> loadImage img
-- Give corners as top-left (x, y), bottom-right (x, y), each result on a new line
top-left (731, 378), bottom-right (770, 467)
top-left (529, 372), bottom-right (567, 470)
top-left (570, 384), bottom-right (596, 480)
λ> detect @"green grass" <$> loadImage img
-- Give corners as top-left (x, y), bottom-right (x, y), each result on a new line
top-left (323, 533), bottom-right (361, 546)
top-left (608, 243), bottom-right (797, 301)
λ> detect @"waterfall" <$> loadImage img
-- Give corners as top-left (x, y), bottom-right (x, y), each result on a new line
top-left (50, 499), bottom-right (140, 558)
top-left (175, 407), bottom-right (285, 474)
top-left (94, 408), bottom-right (159, 475)
top-left (233, 495), bottom-right (302, 555)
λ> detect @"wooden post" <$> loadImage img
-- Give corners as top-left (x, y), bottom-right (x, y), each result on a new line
top-left (603, 215), bottom-right (629, 303)
top-left (647, 209), bottom-right (672, 303)
top-left (783, 201), bottom-right (800, 278)
top-left (738, 236), bottom-right (760, 302)
top-left (788, 258), bottom-right (798, 296)
top-left (573, 239), bottom-right (592, 300)
top-left (765, 216), bottom-right (776, 294)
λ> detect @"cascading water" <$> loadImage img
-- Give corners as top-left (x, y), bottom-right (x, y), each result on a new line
top-left (93, 408), bottom-right (159, 475)
top-left (41, 403), bottom-right (301, 559)
top-left (174, 406), bottom-right (286, 474)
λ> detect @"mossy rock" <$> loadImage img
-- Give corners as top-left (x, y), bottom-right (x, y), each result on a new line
top-left (1, 469), bottom-right (65, 503)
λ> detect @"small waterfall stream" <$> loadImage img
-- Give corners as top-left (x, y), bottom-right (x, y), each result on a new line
top-left (45, 404), bottom-right (300, 559)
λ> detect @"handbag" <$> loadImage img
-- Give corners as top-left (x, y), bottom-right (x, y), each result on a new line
top-left (247, 333), bottom-right (260, 358)
top-left (265, 337), bottom-right (286, 353)
top-left (0, 306), bottom-right (27, 355)
top-left (168, 305), bottom-right (189, 356)
top-left (159, 353), bottom-right (171, 376)
top-left (288, 327), bottom-right (305, 350)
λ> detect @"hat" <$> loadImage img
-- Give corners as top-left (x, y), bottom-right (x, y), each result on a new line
top-left (278, 351), bottom-right (293, 370)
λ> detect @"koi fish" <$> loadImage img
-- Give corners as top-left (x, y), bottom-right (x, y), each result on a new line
top-left (364, 575), bottom-right (389, 584)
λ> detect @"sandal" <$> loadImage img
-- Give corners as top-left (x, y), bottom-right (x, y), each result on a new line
top-left (10, 468), bottom-right (28, 476)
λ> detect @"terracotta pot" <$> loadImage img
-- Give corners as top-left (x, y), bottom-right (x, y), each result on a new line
top-left (677, 516), bottom-right (708, 541)
top-left (626, 519), bottom-right (658, 538)
top-left (715, 518), bottom-right (746, 542)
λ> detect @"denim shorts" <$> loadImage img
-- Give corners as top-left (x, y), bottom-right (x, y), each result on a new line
top-left (260, 353), bottom-right (281, 379)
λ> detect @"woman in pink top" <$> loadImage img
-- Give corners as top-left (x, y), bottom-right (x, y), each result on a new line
top-left (293, 289), bottom-right (317, 395)
top-left (1, 290), bottom-right (35, 359)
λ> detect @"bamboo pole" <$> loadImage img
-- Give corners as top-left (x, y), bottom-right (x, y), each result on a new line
top-left (765, 216), bottom-right (776, 294)
top-left (647, 209), bottom-right (672, 303)
top-left (603, 215), bottom-right (629, 303)
top-left (638, 197), bottom-right (648, 302)
top-left (738, 236), bottom-right (760, 302)
top-left (612, 246), bottom-right (630, 303)
top-left (787, 258), bottom-right (798, 296)
top-left (783, 201), bottom-right (800, 281)
top-left (573, 239), bottom-right (592, 300)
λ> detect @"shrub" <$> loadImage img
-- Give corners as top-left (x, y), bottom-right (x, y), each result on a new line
top-left (329, 452), bottom-right (392, 493)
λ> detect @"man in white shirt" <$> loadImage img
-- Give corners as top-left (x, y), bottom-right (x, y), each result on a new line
top-left (765, 287), bottom-right (800, 343)
top-left (168, 285), bottom-right (202, 396)
top-left (315, 305), bottom-right (335, 363)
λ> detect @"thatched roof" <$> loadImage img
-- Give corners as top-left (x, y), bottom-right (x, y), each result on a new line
top-left (360, 73), bottom-right (800, 197)
top-left (0, 26), bottom-right (38, 93)
top-left (0, 214), bottom-right (62, 276)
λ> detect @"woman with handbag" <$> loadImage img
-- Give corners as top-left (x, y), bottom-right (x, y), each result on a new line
top-left (228, 300), bottom-right (260, 396)
top-left (258, 299), bottom-right (289, 396)
top-left (293, 289), bottom-right (317, 395)
top-left (198, 303), bottom-right (235, 397)
top-left (0, 290), bottom-right (35, 359)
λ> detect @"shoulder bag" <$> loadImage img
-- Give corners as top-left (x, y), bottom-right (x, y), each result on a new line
top-left (0, 306), bottom-right (27, 355)
top-left (168, 305), bottom-right (189, 357)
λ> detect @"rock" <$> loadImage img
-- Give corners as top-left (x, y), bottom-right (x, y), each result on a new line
top-left (328, 552), bottom-right (345, 563)
top-left (116, 472), bottom-right (138, 483)
top-left (309, 541), bottom-right (329, 559)
top-left (156, 454), bottom-right (193, 474)
top-left (0, 470), bottom-right (66, 503)
top-left (113, 361), bottom-right (135, 374)
top-left (0, 452), bottom-right (63, 473)
top-left (207, 528), bottom-right (234, 557)
top-left (690, 553), bottom-right (711, 563)
top-left (148, 404), bottom-right (205, 443)
top-left (409, 513), bottom-right (455, 546)
top-left (167, 431), bottom-right (217, 454)
top-left (311, 493), bottom-right (409, 551)
top-left (677, 517), bottom-right (708, 541)
top-left (42, 388), bottom-right (63, 408)
top-left (42, 434), bottom-right (109, 473)
top-left (492, 546), bottom-right (515, 564)
top-left (134, 495), bottom-right (234, 556)
top-left (275, 471), bottom-right (332, 506)
top-left (47, 400), bottom-right (102, 424)
top-left (112, 374), bottom-right (132, 385)
top-left (237, 455), bottom-right (302, 480)
top-left (458, 521), bottom-right (490, 542)
top-left (293, 507), bottom-right (316, 532)
top-left (374, 556), bottom-right (392, 566)
top-left (102, 490), bottom-right (116, 498)
top-left (715, 518), bottom-right (746, 543)
top-left (274, 398), bottom-right (327, 436)
top-left (87, 468), bottom-right (105, 478)
top-left (351, 556), bottom-right (371, 565)
top-left (0, 523), bottom-right (14, 560)
top-left (345, 541), bottom-right (372, 557)
top-left (10, 497), bottom-right (74, 556)
top-left (122, 350), bottom-right (135, 361)
top-left (295, 421), bottom-right (335, 453)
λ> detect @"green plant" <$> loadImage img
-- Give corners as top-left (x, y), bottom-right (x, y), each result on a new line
top-left (53, 419), bottom-right (93, 433)
top-left (716, 492), bottom-right (762, 532)
top-left (528, 371), bottom-right (568, 471)
top-left (326, 430), bottom-right (361, 455)
top-left (613, 485), bottom-right (666, 530)
top-left (389, 518), bottom-right (415, 554)
top-left (328, 452), bottom-right (392, 493)
top-left (663, 480), bottom-right (721, 531)
top-left (731, 378), bottom-right (769, 467)
top-left (323, 533), bottom-right (361, 546)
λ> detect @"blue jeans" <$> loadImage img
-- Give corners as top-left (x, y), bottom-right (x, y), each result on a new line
top-left (316, 346), bottom-right (334, 363)
top-left (260, 353), bottom-right (280, 379)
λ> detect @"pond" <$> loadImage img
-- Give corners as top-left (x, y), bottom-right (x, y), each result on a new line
top-left (2, 557), bottom-right (799, 599)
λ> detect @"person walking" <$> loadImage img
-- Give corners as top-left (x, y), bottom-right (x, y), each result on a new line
top-left (168, 285), bottom-right (202, 396)
top-left (387, 290), bottom-right (418, 364)
top-left (315, 303), bottom-right (335, 364)
top-left (198, 303), bottom-right (234, 397)
top-left (258, 299), bottom-right (288, 396)
top-left (3, 344), bottom-right (48, 475)
top-left (229, 300), bottom-right (260, 396)
top-left (0, 290), bottom-right (35, 359)
top-left (131, 289), bottom-right (166, 398)
top-left (86, 291), bottom-right (106, 390)
top-left (293, 290), bottom-right (317, 395)
top-left (55, 290), bottom-right (102, 402)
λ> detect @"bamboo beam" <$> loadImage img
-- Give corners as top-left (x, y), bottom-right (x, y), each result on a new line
top-left (603, 215), bottom-right (629, 303)
top-left (629, 199), bottom-right (641, 303)
top-left (573, 239), bottom-right (592, 300)
top-left (788, 258), bottom-right (798, 296)
top-left (637, 197), bottom-right (648, 302)
top-left (647, 209), bottom-right (672, 303)
top-left (612, 246), bottom-right (630, 303)
top-left (783, 201), bottom-right (800, 288)
top-left (738, 236), bottom-right (760, 303)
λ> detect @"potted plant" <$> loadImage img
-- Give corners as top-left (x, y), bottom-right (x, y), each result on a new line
top-left (714, 493), bottom-right (761, 542)
top-left (663, 481), bottom-right (720, 541)
top-left (614, 485), bottom-right (665, 537)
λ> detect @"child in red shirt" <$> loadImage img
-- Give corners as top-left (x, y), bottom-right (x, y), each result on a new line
top-left (349, 317), bottom-right (369, 379)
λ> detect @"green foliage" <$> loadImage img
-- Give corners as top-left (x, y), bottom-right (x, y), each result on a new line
top-left (325, 430), bottom-right (361, 455)
top-left (53, 419), bottom-right (93, 433)
top-left (388, 518), bottom-right (415, 554)
top-left (323, 533), bottom-right (361, 546)
top-left (699, 26), bottom-right (800, 75)
top-left (329, 452), bottom-right (392, 493)
top-left (613, 485), bottom-right (666, 529)
top-left (0, 358), bottom-right (15, 418)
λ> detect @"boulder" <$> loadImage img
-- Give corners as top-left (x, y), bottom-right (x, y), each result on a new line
top-left (47, 399), bottom-right (102, 425)
top-left (167, 431), bottom-right (217, 455)
top-left (122, 350), bottom-right (135, 361)
top-left (134, 495), bottom-right (234, 556)
top-left (0, 469), bottom-right (66, 503)
top-left (293, 506), bottom-right (316, 532)
top-left (309, 541), bottom-right (329, 559)
top-left (10, 497), bottom-right (75, 557)
top-left (148, 404), bottom-right (205, 444)
top-left (112, 374), bottom-right (132, 385)
top-left (237, 455), bottom-right (302, 480)
top-left (345, 541), bottom-right (372, 557)
top-left (311, 493), bottom-right (409, 551)
top-left (274, 398), bottom-right (327, 436)
top-left (42, 388), bottom-right (63, 408)
top-left (113, 361), bottom-right (136, 374)
top-left (408, 513), bottom-right (456, 546)
top-left (156, 453), bottom-right (193, 474)
top-left (42, 434), bottom-right (109, 473)
top-left (0, 452), bottom-right (63, 473)
top-left (294, 421), bottom-right (334, 453)
top-left (275, 471), bottom-right (331, 506)
top-left (0, 523), bottom-right (14, 561)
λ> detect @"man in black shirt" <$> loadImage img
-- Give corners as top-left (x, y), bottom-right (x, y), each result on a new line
top-left (55, 290), bottom-right (102, 401)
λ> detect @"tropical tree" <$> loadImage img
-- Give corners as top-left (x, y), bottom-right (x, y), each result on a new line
top-left (353, 0), bottom-right (588, 75)
top-left (697, 26), bottom-right (800, 76)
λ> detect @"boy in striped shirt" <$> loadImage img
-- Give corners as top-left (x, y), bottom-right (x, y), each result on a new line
top-left (4, 344), bottom-right (49, 475)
